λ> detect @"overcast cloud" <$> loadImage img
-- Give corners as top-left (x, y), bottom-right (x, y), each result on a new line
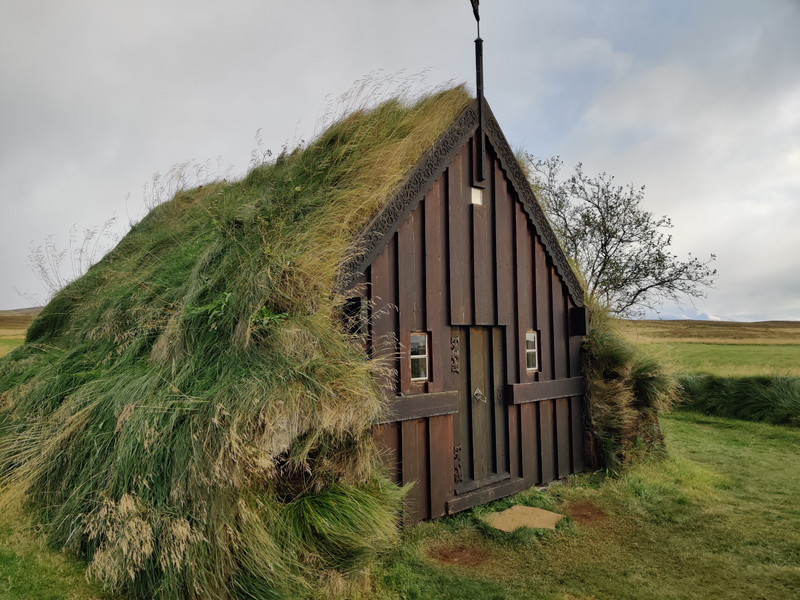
top-left (1, 0), bottom-right (799, 320)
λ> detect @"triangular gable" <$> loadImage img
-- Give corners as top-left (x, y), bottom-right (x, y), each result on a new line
top-left (340, 98), bottom-right (584, 307)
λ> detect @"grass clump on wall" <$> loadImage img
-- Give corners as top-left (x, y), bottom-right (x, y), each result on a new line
top-left (678, 374), bottom-right (800, 426)
top-left (0, 85), bottom-right (471, 599)
top-left (583, 301), bottom-right (679, 473)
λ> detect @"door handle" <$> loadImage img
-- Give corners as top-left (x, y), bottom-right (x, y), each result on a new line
top-left (473, 387), bottom-right (487, 404)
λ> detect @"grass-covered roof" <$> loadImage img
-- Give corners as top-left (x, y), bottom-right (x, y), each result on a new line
top-left (0, 85), bottom-right (472, 599)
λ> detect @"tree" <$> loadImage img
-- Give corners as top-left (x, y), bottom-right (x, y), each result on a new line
top-left (524, 155), bottom-right (716, 316)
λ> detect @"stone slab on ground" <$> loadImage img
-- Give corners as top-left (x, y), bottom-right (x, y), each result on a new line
top-left (481, 505), bottom-right (563, 532)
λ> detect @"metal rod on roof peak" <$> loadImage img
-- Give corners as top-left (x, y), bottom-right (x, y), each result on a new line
top-left (471, 0), bottom-right (485, 182)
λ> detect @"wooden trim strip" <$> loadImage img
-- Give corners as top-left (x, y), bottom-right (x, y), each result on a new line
top-left (446, 477), bottom-right (530, 514)
top-left (455, 471), bottom-right (511, 496)
top-left (509, 377), bottom-right (585, 405)
top-left (376, 390), bottom-right (460, 424)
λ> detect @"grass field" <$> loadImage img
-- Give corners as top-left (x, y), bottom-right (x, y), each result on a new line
top-left (0, 309), bottom-right (39, 358)
top-left (380, 412), bottom-right (800, 599)
top-left (0, 315), bottom-right (798, 598)
top-left (619, 319), bottom-right (800, 376)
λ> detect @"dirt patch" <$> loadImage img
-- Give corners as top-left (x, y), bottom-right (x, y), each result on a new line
top-left (428, 544), bottom-right (491, 568)
top-left (566, 500), bottom-right (606, 525)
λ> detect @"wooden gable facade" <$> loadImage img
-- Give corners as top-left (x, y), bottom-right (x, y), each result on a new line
top-left (341, 99), bottom-right (587, 524)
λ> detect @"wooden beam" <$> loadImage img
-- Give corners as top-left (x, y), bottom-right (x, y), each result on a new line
top-left (509, 377), bottom-right (585, 405)
top-left (377, 390), bottom-right (460, 424)
top-left (446, 477), bottom-right (530, 514)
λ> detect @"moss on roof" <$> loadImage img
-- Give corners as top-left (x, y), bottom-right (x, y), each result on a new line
top-left (0, 85), bottom-right (471, 599)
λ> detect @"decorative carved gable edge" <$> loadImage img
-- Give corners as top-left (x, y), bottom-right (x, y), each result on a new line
top-left (337, 103), bottom-right (479, 292)
top-left (338, 98), bottom-right (585, 308)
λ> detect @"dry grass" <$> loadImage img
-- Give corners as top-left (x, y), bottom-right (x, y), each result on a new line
top-left (618, 319), bottom-right (800, 345)
top-left (0, 85), bottom-right (471, 599)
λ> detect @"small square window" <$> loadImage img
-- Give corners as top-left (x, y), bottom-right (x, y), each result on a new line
top-left (410, 332), bottom-right (429, 381)
top-left (525, 330), bottom-right (539, 371)
top-left (471, 187), bottom-right (483, 205)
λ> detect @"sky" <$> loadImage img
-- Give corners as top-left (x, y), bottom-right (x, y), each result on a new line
top-left (1, 0), bottom-right (799, 321)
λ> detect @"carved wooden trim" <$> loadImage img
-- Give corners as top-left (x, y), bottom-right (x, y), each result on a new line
top-left (375, 390), bottom-right (460, 424)
top-left (509, 377), bottom-right (585, 405)
top-left (338, 103), bottom-right (479, 291)
top-left (453, 442), bottom-right (463, 484)
top-left (450, 335), bottom-right (460, 373)
top-left (338, 98), bottom-right (585, 308)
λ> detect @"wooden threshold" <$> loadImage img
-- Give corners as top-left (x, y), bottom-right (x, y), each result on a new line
top-left (446, 477), bottom-right (530, 514)
top-left (455, 471), bottom-right (511, 496)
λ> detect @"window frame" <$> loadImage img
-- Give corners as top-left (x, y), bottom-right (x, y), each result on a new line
top-left (409, 332), bottom-right (430, 382)
top-left (525, 330), bottom-right (539, 372)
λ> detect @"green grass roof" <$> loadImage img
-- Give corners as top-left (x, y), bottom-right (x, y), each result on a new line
top-left (0, 85), bottom-right (471, 599)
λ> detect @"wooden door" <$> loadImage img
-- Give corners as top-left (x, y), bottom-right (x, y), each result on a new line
top-left (453, 326), bottom-right (509, 494)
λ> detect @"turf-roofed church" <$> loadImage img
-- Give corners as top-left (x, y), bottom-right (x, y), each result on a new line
top-left (342, 94), bottom-right (588, 524)
top-left (0, 86), bottom-right (586, 597)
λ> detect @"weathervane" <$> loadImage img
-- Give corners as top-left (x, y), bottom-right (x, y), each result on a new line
top-left (470, 0), bottom-right (485, 182)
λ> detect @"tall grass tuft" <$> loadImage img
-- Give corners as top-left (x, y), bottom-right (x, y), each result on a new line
top-left (679, 374), bottom-right (800, 426)
top-left (583, 300), bottom-right (679, 473)
top-left (0, 84), bottom-right (471, 599)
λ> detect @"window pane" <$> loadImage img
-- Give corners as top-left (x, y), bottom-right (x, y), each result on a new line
top-left (527, 350), bottom-right (537, 370)
top-left (410, 334), bottom-right (427, 357)
top-left (411, 356), bottom-right (427, 380)
top-left (525, 331), bottom-right (537, 351)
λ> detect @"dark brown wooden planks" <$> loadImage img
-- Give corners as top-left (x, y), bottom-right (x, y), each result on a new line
top-left (397, 207), bottom-right (426, 394)
top-left (473, 172), bottom-right (496, 325)
top-left (424, 177), bottom-right (456, 518)
top-left (370, 236), bottom-right (399, 396)
top-left (469, 327), bottom-right (491, 482)
top-left (401, 418), bottom-right (429, 524)
top-left (448, 146), bottom-right (473, 326)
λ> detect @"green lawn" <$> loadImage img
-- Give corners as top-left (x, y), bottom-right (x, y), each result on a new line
top-left (0, 339), bottom-right (22, 358)
top-left (653, 342), bottom-right (800, 377)
top-left (377, 413), bottom-right (800, 599)
top-left (0, 504), bottom-right (107, 600)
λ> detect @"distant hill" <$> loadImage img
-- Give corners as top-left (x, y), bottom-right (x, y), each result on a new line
top-left (0, 307), bottom-right (41, 331)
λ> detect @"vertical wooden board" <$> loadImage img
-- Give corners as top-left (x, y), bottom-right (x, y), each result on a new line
top-left (539, 400), bottom-right (556, 483)
top-left (473, 203), bottom-right (494, 325)
top-left (519, 402), bottom-right (539, 485)
top-left (507, 404), bottom-right (520, 478)
top-left (473, 157), bottom-right (496, 325)
top-left (373, 423), bottom-right (401, 485)
top-left (571, 397), bottom-right (586, 473)
top-left (494, 161), bottom-right (514, 327)
top-left (534, 239), bottom-right (553, 380)
top-left (492, 327), bottom-right (507, 475)
top-left (370, 239), bottom-right (399, 396)
top-left (556, 398), bottom-right (571, 478)
top-left (567, 298), bottom-right (582, 378)
top-left (401, 419), bottom-right (429, 524)
top-left (469, 327), bottom-right (490, 482)
top-left (552, 270), bottom-right (568, 379)
top-left (425, 178), bottom-right (449, 393)
top-left (448, 148), bottom-right (473, 325)
top-left (428, 415), bottom-right (454, 518)
top-left (515, 204), bottom-right (533, 382)
top-left (398, 208), bottom-right (426, 394)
